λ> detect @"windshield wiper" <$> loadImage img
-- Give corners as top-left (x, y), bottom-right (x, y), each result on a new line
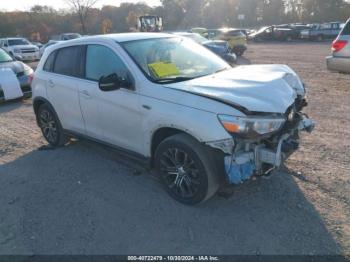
top-left (155, 68), bottom-right (229, 84)
top-left (155, 76), bottom-right (195, 83)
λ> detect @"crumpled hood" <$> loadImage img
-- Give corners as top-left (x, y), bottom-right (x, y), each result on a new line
top-left (0, 61), bottom-right (26, 74)
top-left (165, 64), bottom-right (305, 114)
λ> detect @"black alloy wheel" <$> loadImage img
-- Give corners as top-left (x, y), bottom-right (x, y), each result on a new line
top-left (160, 147), bottom-right (201, 200)
top-left (39, 108), bottom-right (58, 145)
top-left (37, 104), bottom-right (68, 147)
top-left (155, 134), bottom-right (221, 205)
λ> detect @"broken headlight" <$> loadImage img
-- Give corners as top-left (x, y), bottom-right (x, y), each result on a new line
top-left (218, 115), bottom-right (285, 139)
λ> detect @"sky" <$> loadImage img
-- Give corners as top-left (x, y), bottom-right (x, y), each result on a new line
top-left (0, 0), bottom-right (161, 11)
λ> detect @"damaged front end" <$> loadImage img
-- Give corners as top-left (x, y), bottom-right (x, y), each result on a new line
top-left (208, 99), bottom-right (315, 185)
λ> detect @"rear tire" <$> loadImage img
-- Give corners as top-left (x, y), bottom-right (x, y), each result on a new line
top-left (155, 134), bottom-right (221, 205)
top-left (37, 104), bottom-right (69, 147)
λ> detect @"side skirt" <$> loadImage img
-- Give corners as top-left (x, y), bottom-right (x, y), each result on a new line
top-left (63, 129), bottom-right (152, 168)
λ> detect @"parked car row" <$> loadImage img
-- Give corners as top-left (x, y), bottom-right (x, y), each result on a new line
top-left (0, 33), bottom-right (83, 62)
top-left (172, 32), bottom-right (237, 64)
top-left (0, 37), bottom-right (40, 61)
top-left (249, 22), bottom-right (343, 42)
top-left (300, 22), bottom-right (343, 41)
top-left (191, 28), bottom-right (248, 56)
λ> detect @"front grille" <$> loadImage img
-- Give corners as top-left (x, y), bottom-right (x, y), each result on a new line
top-left (21, 49), bottom-right (36, 53)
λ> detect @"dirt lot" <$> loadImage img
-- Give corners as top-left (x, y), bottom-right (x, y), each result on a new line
top-left (0, 42), bottom-right (349, 255)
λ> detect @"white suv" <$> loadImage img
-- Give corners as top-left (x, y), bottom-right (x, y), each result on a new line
top-left (0, 38), bottom-right (40, 61)
top-left (32, 33), bottom-right (315, 205)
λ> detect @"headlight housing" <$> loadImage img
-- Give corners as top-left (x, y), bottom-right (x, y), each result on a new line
top-left (14, 48), bottom-right (21, 53)
top-left (218, 115), bottom-right (285, 139)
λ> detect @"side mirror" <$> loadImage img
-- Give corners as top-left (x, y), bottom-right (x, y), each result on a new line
top-left (98, 73), bottom-right (132, 92)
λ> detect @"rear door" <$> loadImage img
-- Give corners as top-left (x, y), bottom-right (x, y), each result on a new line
top-left (45, 45), bottom-right (85, 133)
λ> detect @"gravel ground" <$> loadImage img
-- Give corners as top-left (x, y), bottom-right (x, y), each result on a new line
top-left (0, 42), bottom-right (349, 255)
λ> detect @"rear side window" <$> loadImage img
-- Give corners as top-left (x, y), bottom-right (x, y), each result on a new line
top-left (85, 45), bottom-right (129, 81)
top-left (43, 51), bottom-right (56, 72)
top-left (341, 21), bottom-right (350, 35)
top-left (53, 46), bottom-right (84, 77)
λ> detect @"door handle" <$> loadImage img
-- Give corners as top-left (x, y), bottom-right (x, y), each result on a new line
top-left (48, 80), bottom-right (55, 88)
top-left (80, 90), bottom-right (91, 98)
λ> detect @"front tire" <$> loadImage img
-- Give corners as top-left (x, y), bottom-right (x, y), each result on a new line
top-left (155, 134), bottom-right (221, 205)
top-left (37, 104), bottom-right (68, 147)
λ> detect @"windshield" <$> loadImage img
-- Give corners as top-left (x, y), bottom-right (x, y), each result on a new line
top-left (0, 48), bottom-right (13, 63)
top-left (121, 37), bottom-right (229, 83)
top-left (8, 39), bottom-right (30, 46)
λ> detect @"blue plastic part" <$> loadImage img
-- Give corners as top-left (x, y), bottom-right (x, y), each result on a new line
top-left (225, 158), bottom-right (256, 185)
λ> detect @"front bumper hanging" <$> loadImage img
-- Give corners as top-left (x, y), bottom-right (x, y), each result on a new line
top-left (225, 115), bottom-right (315, 185)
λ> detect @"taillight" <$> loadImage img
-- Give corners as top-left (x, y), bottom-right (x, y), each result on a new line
top-left (332, 39), bottom-right (348, 52)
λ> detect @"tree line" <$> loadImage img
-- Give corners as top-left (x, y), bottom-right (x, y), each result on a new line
top-left (0, 0), bottom-right (349, 42)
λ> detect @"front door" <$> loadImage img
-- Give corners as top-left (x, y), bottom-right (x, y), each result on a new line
top-left (78, 44), bottom-right (144, 154)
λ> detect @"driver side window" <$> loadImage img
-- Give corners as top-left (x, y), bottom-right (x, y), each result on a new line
top-left (85, 45), bottom-right (129, 82)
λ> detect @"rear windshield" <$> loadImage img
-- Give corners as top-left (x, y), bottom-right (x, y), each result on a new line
top-left (341, 21), bottom-right (350, 35)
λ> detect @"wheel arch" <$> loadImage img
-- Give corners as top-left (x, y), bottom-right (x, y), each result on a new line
top-left (150, 127), bottom-right (202, 167)
top-left (33, 97), bottom-right (58, 125)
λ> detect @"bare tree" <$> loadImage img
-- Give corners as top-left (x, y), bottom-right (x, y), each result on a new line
top-left (65, 0), bottom-right (99, 34)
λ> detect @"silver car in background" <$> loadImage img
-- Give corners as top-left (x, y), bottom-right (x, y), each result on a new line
top-left (327, 18), bottom-right (350, 73)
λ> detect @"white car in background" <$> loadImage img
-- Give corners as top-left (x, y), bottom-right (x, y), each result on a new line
top-left (32, 33), bottom-right (315, 205)
top-left (0, 38), bottom-right (40, 61)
